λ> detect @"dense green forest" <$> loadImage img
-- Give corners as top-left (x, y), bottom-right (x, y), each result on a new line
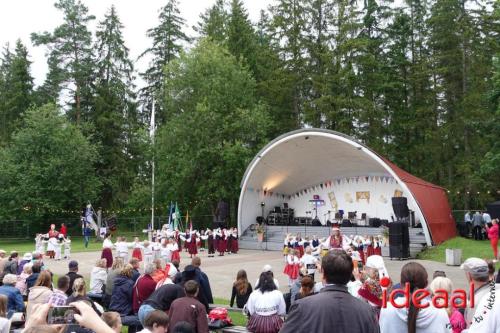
top-left (0, 0), bottom-right (499, 224)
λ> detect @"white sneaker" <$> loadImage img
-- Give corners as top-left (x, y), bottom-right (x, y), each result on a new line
top-left (493, 259), bottom-right (498, 263)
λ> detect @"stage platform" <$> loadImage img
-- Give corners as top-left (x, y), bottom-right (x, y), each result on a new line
top-left (239, 225), bottom-right (427, 258)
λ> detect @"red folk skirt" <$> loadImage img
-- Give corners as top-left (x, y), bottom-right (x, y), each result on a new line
top-left (101, 248), bottom-right (113, 268)
top-left (247, 314), bottom-right (283, 333)
top-left (374, 247), bottom-right (382, 256)
top-left (171, 250), bottom-right (180, 262)
top-left (188, 241), bottom-right (198, 255)
top-left (217, 239), bottom-right (227, 253)
top-left (297, 245), bottom-right (304, 258)
top-left (366, 245), bottom-right (375, 258)
top-left (132, 248), bottom-right (142, 261)
top-left (283, 263), bottom-right (299, 280)
top-left (231, 239), bottom-right (239, 253)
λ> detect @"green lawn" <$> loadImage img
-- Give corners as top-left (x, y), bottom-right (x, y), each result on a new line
top-left (0, 231), bottom-right (142, 254)
top-left (417, 236), bottom-right (498, 268)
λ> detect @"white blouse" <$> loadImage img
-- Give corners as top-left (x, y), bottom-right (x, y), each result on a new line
top-left (246, 289), bottom-right (286, 316)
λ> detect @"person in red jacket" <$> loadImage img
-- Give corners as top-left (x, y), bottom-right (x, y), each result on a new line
top-left (132, 263), bottom-right (157, 314)
top-left (60, 223), bottom-right (67, 237)
top-left (485, 218), bottom-right (499, 262)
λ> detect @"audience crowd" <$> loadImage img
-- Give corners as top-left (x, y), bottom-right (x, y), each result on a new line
top-left (0, 235), bottom-right (498, 333)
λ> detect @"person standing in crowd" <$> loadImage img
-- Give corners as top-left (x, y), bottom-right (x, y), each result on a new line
top-left (281, 250), bottom-right (379, 333)
top-left (65, 260), bottom-right (83, 297)
top-left (0, 274), bottom-right (24, 317)
top-left (168, 280), bottom-right (208, 333)
top-left (464, 211), bottom-right (472, 236)
top-left (485, 218), bottom-right (499, 262)
top-left (60, 223), bottom-right (67, 238)
top-left (246, 271), bottom-right (286, 333)
top-left (472, 211), bottom-right (483, 240)
top-left (48, 275), bottom-right (69, 306)
top-left (132, 263), bottom-right (157, 315)
top-left (191, 257), bottom-right (214, 306)
top-left (461, 258), bottom-right (491, 327)
top-left (429, 277), bottom-right (466, 333)
top-left (380, 262), bottom-right (450, 333)
top-left (230, 269), bottom-right (252, 308)
top-left (26, 271), bottom-right (53, 320)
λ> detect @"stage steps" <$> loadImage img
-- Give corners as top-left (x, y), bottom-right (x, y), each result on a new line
top-left (240, 225), bottom-right (427, 258)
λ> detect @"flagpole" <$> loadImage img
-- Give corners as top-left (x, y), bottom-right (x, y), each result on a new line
top-left (150, 100), bottom-right (156, 231)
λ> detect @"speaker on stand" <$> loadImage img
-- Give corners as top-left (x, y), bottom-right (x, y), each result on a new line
top-left (389, 222), bottom-right (410, 259)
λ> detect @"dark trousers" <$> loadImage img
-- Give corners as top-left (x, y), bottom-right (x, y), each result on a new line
top-left (473, 225), bottom-right (483, 240)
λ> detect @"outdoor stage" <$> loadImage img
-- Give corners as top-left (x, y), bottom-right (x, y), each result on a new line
top-left (237, 129), bottom-right (457, 253)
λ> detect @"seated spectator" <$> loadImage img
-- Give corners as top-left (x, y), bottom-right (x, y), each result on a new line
top-left (138, 310), bottom-right (169, 333)
top-left (280, 250), bottom-right (379, 333)
top-left (66, 278), bottom-right (102, 315)
top-left (150, 259), bottom-right (166, 283)
top-left (429, 276), bottom-right (466, 333)
top-left (294, 275), bottom-right (314, 302)
top-left (0, 274), bottom-right (24, 317)
top-left (155, 263), bottom-right (178, 288)
top-left (168, 280), bottom-right (208, 333)
top-left (462, 258), bottom-right (491, 327)
top-left (380, 262), bottom-right (450, 333)
top-left (27, 271), bottom-right (53, 320)
top-left (246, 271), bottom-right (286, 333)
top-left (130, 258), bottom-right (141, 282)
top-left (48, 275), bottom-right (69, 306)
top-left (15, 263), bottom-right (32, 297)
top-left (26, 262), bottom-right (41, 291)
top-left (0, 295), bottom-right (11, 333)
top-left (2, 252), bottom-right (18, 275)
top-left (255, 265), bottom-right (280, 289)
top-left (66, 260), bottom-right (83, 297)
top-left (105, 257), bottom-right (125, 306)
top-left (230, 269), bottom-right (252, 308)
top-left (0, 251), bottom-right (7, 273)
top-left (133, 263), bottom-right (157, 314)
top-left (357, 255), bottom-right (388, 316)
top-left (171, 322), bottom-right (195, 333)
top-left (109, 264), bottom-right (142, 332)
top-left (171, 260), bottom-right (182, 283)
top-left (89, 258), bottom-right (108, 300)
top-left (17, 252), bottom-right (32, 275)
top-left (138, 281), bottom-right (185, 326)
top-left (102, 311), bottom-right (123, 333)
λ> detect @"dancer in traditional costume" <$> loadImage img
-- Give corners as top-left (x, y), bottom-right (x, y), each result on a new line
top-left (365, 236), bottom-right (375, 258)
top-left (169, 238), bottom-right (180, 262)
top-left (216, 228), bottom-right (227, 256)
top-left (231, 228), bottom-right (239, 254)
top-left (160, 239), bottom-right (172, 264)
top-left (153, 239), bottom-right (161, 261)
top-left (322, 226), bottom-right (343, 251)
top-left (143, 240), bottom-right (154, 267)
top-left (283, 249), bottom-right (300, 286)
top-left (101, 233), bottom-right (114, 268)
top-left (115, 236), bottom-right (130, 263)
top-left (64, 236), bottom-right (71, 259)
top-left (201, 230), bottom-right (215, 257)
top-left (46, 224), bottom-right (59, 258)
top-left (227, 228), bottom-right (234, 254)
top-left (54, 234), bottom-right (63, 260)
top-left (373, 236), bottom-right (382, 256)
top-left (295, 233), bottom-right (304, 258)
top-left (131, 237), bottom-right (143, 261)
top-left (187, 230), bottom-right (199, 258)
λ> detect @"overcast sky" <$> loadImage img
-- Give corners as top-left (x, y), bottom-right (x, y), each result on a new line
top-left (0, 0), bottom-right (273, 87)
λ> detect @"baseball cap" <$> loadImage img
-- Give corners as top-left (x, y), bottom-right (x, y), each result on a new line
top-left (262, 264), bottom-right (273, 272)
top-left (68, 260), bottom-right (79, 269)
top-left (460, 258), bottom-right (489, 277)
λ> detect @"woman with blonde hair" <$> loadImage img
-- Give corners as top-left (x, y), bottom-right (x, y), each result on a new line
top-left (15, 263), bottom-right (32, 297)
top-left (26, 271), bottom-right (53, 319)
top-left (230, 269), bottom-right (252, 308)
top-left (0, 295), bottom-right (10, 333)
top-left (66, 278), bottom-right (102, 315)
top-left (429, 277), bottom-right (466, 333)
top-left (89, 258), bottom-right (108, 299)
top-left (109, 264), bottom-right (141, 330)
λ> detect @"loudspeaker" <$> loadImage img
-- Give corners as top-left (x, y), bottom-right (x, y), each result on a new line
top-left (392, 197), bottom-right (410, 219)
top-left (312, 219), bottom-right (322, 226)
top-left (342, 219), bottom-right (352, 227)
top-left (369, 218), bottom-right (381, 227)
top-left (389, 222), bottom-right (410, 259)
top-left (381, 219), bottom-right (389, 227)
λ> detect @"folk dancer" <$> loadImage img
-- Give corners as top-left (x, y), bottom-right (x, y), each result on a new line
top-left (101, 233), bottom-right (114, 268)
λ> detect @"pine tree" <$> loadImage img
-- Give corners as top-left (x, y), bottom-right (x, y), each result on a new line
top-left (0, 40), bottom-right (34, 144)
top-left (93, 5), bottom-right (139, 207)
top-left (194, 0), bottom-right (228, 43)
top-left (139, 0), bottom-right (189, 125)
top-left (31, 0), bottom-right (95, 124)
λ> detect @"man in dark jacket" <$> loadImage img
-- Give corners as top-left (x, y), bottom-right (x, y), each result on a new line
top-left (110, 264), bottom-right (142, 331)
top-left (178, 265), bottom-right (212, 312)
top-left (65, 260), bottom-right (83, 296)
top-left (168, 280), bottom-right (209, 333)
top-left (138, 282), bottom-right (185, 325)
top-left (280, 250), bottom-right (380, 333)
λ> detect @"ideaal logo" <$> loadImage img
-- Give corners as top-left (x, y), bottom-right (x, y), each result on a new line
top-left (380, 278), bottom-right (475, 309)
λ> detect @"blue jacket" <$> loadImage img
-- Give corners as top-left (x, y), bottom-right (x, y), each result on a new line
top-left (109, 275), bottom-right (134, 315)
top-left (0, 285), bottom-right (25, 313)
top-left (26, 273), bottom-right (40, 290)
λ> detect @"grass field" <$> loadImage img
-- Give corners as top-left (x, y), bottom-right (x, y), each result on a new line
top-left (417, 236), bottom-right (499, 269)
top-left (0, 232), bottom-right (142, 254)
